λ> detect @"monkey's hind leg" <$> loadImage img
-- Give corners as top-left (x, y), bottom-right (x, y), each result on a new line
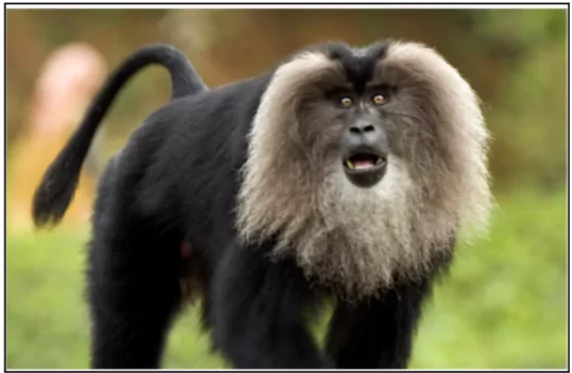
top-left (86, 188), bottom-right (183, 368)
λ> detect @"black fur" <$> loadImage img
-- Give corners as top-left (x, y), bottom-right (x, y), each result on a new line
top-left (308, 40), bottom-right (390, 93)
top-left (33, 42), bottom-right (453, 369)
top-left (326, 247), bottom-right (453, 369)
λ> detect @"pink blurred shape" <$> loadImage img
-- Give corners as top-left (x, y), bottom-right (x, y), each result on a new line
top-left (26, 41), bottom-right (108, 137)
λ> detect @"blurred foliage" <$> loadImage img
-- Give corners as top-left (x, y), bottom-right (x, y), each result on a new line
top-left (472, 9), bottom-right (567, 192)
top-left (6, 8), bottom-right (568, 369)
top-left (7, 188), bottom-right (567, 369)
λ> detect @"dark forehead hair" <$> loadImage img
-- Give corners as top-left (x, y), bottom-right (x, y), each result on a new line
top-left (305, 40), bottom-right (391, 93)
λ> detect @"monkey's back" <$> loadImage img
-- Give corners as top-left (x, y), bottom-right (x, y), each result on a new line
top-left (105, 74), bottom-right (272, 260)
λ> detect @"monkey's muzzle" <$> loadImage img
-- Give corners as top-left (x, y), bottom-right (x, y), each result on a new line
top-left (342, 150), bottom-right (387, 188)
top-left (340, 118), bottom-right (389, 188)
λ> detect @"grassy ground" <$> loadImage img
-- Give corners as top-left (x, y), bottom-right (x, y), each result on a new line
top-left (6, 187), bottom-right (568, 369)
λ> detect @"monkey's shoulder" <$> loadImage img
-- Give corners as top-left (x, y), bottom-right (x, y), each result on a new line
top-left (115, 74), bottom-right (273, 212)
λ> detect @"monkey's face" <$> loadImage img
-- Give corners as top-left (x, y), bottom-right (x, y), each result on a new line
top-left (292, 47), bottom-right (408, 189)
top-left (298, 88), bottom-right (393, 188)
top-left (292, 43), bottom-right (449, 190)
top-left (336, 88), bottom-right (398, 188)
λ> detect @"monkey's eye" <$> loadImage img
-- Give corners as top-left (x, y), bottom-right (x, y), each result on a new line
top-left (371, 93), bottom-right (388, 106)
top-left (338, 97), bottom-right (354, 108)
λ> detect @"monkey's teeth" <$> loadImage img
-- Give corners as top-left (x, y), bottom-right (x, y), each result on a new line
top-left (346, 160), bottom-right (355, 169)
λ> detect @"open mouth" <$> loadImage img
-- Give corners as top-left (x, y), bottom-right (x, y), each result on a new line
top-left (344, 153), bottom-right (385, 171)
top-left (342, 152), bottom-right (388, 188)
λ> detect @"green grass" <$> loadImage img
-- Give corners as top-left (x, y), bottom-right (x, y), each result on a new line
top-left (6, 187), bottom-right (568, 369)
top-left (410, 187), bottom-right (568, 369)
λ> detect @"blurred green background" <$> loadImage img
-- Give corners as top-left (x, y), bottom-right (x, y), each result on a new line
top-left (6, 8), bottom-right (568, 369)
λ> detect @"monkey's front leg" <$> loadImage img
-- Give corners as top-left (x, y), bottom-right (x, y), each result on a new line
top-left (325, 279), bottom-right (432, 369)
top-left (212, 242), bottom-right (329, 369)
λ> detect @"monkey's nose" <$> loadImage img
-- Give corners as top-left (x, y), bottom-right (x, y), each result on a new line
top-left (349, 122), bottom-right (376, 135)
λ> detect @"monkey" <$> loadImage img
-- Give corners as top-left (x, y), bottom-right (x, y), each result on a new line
top-left (32, 39), bottom-right (492, 369)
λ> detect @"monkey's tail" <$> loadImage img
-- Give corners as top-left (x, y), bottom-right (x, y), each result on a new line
top-left (32, 44), bottom-right (208, 228)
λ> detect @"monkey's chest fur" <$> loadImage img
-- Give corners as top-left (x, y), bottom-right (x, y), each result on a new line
top-left (236, 160), bottom-right (456, 301)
